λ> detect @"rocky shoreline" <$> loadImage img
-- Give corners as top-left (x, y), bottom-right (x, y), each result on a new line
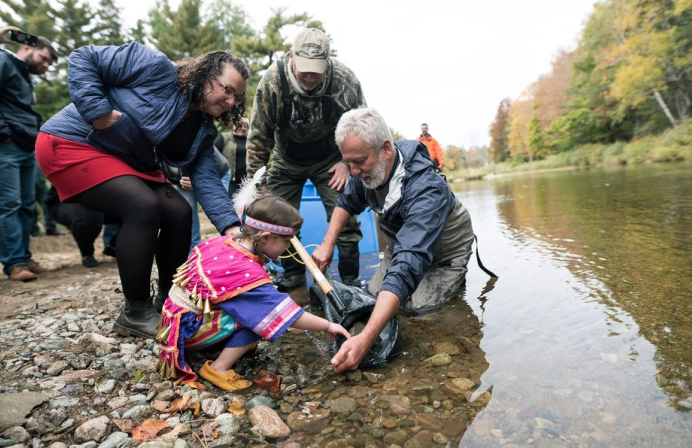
top-left (0, 239), bottom-right (488, 448)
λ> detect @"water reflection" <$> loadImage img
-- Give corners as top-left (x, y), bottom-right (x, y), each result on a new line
top-left (451, 162), bottom-right (692, 447)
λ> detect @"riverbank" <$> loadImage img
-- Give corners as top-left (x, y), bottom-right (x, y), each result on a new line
top-left (446, 119), bottom-right (692, 181)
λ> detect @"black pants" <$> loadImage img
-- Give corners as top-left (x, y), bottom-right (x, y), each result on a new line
top-left (49, 202), bottom-right (103, 257)
top-left (76, 176), bottom-right (192, 303)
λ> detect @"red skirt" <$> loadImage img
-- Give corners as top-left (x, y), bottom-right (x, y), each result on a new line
top-left (35, 132), bottom-right (166, 202)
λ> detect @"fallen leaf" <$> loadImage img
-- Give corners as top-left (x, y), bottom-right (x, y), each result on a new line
top-left (191, 402), bottom-right (201, 417)
top-left (187, 381), bottom-right (206, 391)
top-left (132, 419), bottom-right (169, 443)
top-left (161, 392), bottom-right (192, 413)
top-left (229, 402), bottom-right (245, 415)
top-left (161, 423), bottom-right (185, 440)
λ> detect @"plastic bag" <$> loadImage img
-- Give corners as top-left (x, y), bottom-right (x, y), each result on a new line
top-left (309, 274), bottom-right (403, 368)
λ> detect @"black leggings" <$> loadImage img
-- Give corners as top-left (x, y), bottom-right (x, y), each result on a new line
top-left (78, 176), bottom-right (192, 303)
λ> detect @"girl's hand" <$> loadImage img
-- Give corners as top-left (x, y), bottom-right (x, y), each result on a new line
top-left (325, 322), bottom-right (351, 341)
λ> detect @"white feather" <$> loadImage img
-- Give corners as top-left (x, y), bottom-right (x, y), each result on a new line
top-left (233, 166), bottom-right (267, 217)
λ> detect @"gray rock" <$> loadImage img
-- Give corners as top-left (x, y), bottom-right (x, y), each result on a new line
top-left (248, 405), bottom-right (290, 439)
top-left (1, 427), bottom-right (29, 443)
top-left (74, 415), bottom-right (110, 443)
top-left (344, 370), bottom-right (362, 382)
top-left (119, 344), bottom-right (138, 356)
top-left (0, 392), bottom-right (49, 431)
top-left (0, 438), bottom-right (14, 447)
top-left (201, 398), bottom-right (225, 418)
top-left (245, 396), bottom-right (275, 410)
top-left (49, 397), bottom-right (79, 408)
top-left (47, 443), bottom-right (68, 448)
top-left (214, 414), bottom-right (240, 437)
top-left (121, 405), bottom-right (149, 419)
top-left (329, 397), bottom-right (357, 415)
top-left (96, 431), bottom-right (128, 448)
top-left (139, 442), bottom-right (174, 448)
top-left (95, 379), bottom-right (116, 394)
top-left (46, 360), bottom-right (69, 376)
top-left (172, 440), bottom-right (189, 448)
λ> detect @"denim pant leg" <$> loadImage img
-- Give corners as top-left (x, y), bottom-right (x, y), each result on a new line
top-left (177, 187), bottom-right (199, 252)
top-left (0, 141), bottom-right (36, 274)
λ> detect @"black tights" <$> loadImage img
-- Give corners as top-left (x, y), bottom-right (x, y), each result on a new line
top-left (78, 176), bottom-right (191, 303)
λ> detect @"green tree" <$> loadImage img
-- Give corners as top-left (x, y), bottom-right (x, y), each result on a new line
top-left (0, 0), bottom-right (57, 39)
top-left (91, 0), bottom-right (126, 46)
top-left (150, 0), bottom-right (222, 60)
top-left (489, 97), bottom-right (511, 162)
top-left (527, 113), bottom-right (545, 161)
top-left (231, 8), bottom-right (324, 113)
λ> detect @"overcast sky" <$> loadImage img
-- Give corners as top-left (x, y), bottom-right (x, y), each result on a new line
top-left (115, 0), bottom-right (597, 147)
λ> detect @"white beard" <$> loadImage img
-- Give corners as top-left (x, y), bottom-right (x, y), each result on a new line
top-left (360, 155), bottom-right (387, 189)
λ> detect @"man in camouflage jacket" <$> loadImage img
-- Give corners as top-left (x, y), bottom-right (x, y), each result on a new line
top-left (247, 28), bottom-right (365, 291)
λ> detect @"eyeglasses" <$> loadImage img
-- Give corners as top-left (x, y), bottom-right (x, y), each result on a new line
top-left (216, 79), bottom-right (243, 102)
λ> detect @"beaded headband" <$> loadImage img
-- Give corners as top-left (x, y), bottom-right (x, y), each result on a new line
top-left (241, 211), bottom-right (298, 236)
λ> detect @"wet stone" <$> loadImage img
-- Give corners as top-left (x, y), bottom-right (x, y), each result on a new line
top-left (383, 429), bottom-right (409, 445)
top-left (424, 353), bottom-right (452, 367)
top-left (214, 413), bottom-right (240, 437)
top-left (329, 396), bottom-right (357, 415)
top-left (344, 370), bottom-right (362, 382)
top-left (245, 395), bottom-right (275, 410)
top-left (434, 342), bottom-right (460, 355)
top-left (249, 405), bottom-right (290, 439)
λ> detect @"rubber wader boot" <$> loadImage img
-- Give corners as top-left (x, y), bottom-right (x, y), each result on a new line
top-left (338, 253), bottom-right (360, 286)
top-left (114, 299), bottom-right (160, 339)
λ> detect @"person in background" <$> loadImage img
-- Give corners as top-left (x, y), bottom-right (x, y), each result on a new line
top-left (216, 117), bottom-right (249, 199)
top-left (417, 123), bottom-right (445, 171)
top-left (32, 166), bottom-right (63, 236)
top-left (0, 26), bottom-right (59, 281)
top-left (35, 42), bottom-right (249, 338)
top-left (312, 108), bottom-right (476, 373)
top-left (247, 27), bottom-right (365, 291)
top-left (45, 186), bottom-right (121, 268)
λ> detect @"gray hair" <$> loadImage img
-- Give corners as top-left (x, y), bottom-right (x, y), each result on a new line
top-left (335, 107), bottom-right (393, 153)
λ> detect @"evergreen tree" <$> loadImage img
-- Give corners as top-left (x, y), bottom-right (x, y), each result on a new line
top-left (489, 98), bottom-right (511, 162)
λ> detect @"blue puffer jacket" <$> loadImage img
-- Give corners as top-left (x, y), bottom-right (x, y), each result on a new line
top-left (41, 42), bottom-right (239, 233)
top-left (337, 140), bottom-right (467, 302)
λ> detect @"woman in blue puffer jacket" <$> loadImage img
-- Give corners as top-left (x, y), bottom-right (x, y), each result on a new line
top-left (36, 42), bottom-right (249, 338)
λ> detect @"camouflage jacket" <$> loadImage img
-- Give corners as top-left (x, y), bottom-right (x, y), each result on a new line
top-left (246, 55), bottom-right (366, 177)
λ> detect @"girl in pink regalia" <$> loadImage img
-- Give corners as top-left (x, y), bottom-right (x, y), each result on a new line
top-left (156, 190), bottom-right (350, 391)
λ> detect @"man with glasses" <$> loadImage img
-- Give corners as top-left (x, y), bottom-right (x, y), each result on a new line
top-left (0, 27), bottom-right (59, 281)
top-left (247, 27), bottom-right (365, 291)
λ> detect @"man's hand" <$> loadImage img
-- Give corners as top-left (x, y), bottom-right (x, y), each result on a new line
top-left (92, 110), bottom-right (121, 130)
top-left (0, 26), bottom-right (20, 44)
top-left (312, 242), bottom-right (335, 272)
top-left (179, 176), bottom-right (193, 191)
top-left (331, 333), bottom-right (371, 373)
top-left (328, 160), bottom-right (350, 192)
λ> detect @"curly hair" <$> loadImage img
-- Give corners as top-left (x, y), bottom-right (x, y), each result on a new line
top-left (176, 51), bottom-right (250, 128)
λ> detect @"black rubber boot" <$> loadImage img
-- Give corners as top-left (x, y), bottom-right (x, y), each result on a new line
top-left (114, 299), bottom-right (160, 339)
top-left (337, 253), bottom-right (360, 286)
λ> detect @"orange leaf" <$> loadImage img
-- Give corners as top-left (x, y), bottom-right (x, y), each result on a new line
top-left (161, 392), bottom-right (192, 413)
top-left (132, 419), bottom-right (169, 443)
top-left (187, 381), bottom-right (206, 391)
top-left (191, 402), bottom-right (201, 417)
top-left (229, 402), bottom-right (245, 415)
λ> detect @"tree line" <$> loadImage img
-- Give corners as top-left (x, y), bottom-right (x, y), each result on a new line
top-left (489, 0), bottom-right (692, 164)
top-left (1, 0), bottom-right (325, 124)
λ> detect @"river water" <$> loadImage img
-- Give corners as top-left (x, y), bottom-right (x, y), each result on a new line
top-left (449, 161), bottom-right (692, 446)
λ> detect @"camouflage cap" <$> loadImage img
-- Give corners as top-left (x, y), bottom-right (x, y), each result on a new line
top-left (292, 28), bottom-right (330, 74)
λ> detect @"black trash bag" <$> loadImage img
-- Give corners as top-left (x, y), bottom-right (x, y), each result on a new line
top-left (309, 274), bottom-right (404, 369)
